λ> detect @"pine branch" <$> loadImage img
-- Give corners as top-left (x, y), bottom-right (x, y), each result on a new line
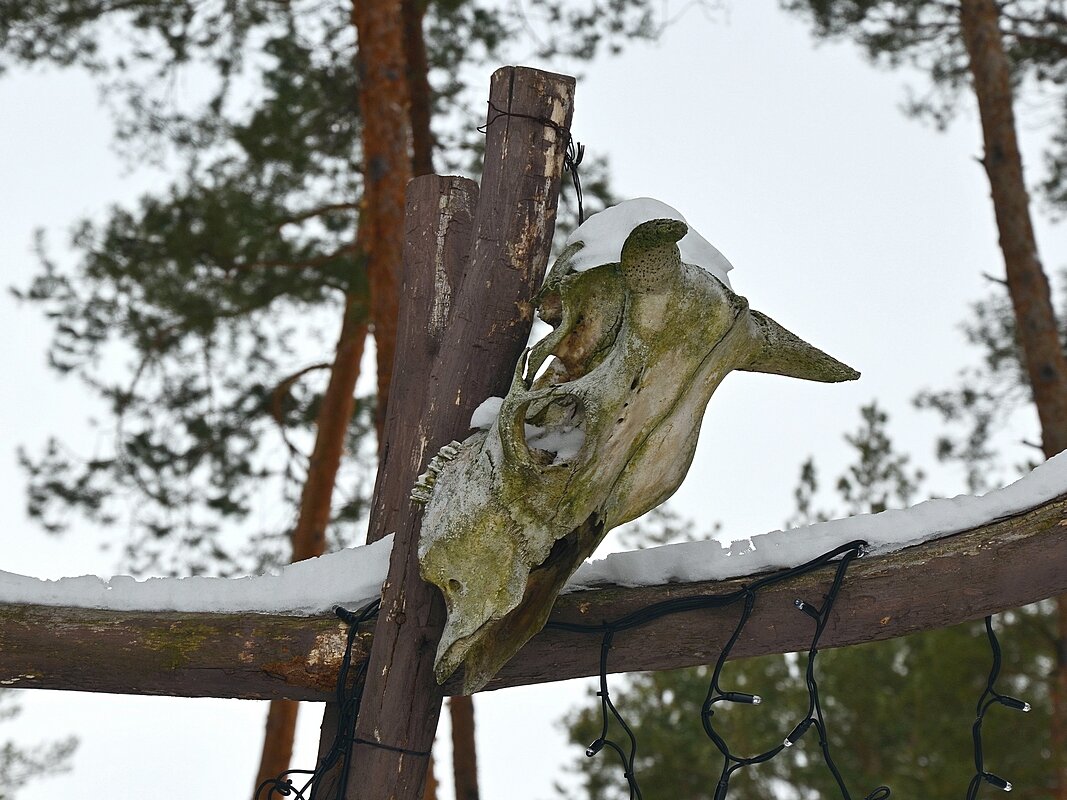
top-left (228, 243), bottom-right (359, 273)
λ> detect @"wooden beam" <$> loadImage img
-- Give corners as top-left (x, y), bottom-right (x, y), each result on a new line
top-left (3, 492), bottom-right (1065, 699)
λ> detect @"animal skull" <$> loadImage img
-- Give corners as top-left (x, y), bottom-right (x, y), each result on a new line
top-left (413, 208), bottom-right (858, 694)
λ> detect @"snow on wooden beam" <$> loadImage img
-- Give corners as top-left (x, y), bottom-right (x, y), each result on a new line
top-left (2, 491), bottom-right (1064, 700)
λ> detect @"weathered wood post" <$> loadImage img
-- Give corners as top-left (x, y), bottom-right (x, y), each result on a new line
top-left (343, 66), bottom-right (576, 799)
top-left (309, 172), bottom-right (479, 798)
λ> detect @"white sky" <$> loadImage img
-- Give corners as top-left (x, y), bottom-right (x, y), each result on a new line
top-left (1, 3), bottom-right (1064, 799)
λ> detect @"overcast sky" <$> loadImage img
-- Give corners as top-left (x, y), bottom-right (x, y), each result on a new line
top-left (1, 3), bottom-right (1065, 799)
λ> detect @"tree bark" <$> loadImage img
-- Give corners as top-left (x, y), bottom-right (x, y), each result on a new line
top-left (959, 1), bottom-right (1067, 795)
top-left (353, 0), bottom-right (412, 444)
top-left (397, 10), bottom-right (455, 791)
top-left (450, 697), bottom-right (479, 800)
top-left (338, 172), bottom-right (477, 800)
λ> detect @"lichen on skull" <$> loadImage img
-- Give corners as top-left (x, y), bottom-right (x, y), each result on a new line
top-left (413, 201), bottom-right (859, 694)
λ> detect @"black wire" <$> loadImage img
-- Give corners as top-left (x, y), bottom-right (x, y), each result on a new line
top-left (965, 615), bottom-right (1030, 799)
top-left (264, 549), bottom-right (1027, 800)
top-left (550, 540), bottom-right (889, 800)
top-left (255, 599), bottom-right (381, 800)
top-left (478, 100), bottom-right (585, 225)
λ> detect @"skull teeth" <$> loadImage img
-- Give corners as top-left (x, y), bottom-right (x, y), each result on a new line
top-left (410, 440), bottom-right (468, 504)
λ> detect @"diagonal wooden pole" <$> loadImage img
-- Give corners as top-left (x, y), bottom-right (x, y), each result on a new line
top-left (344, 66), bottom-right (575, 800)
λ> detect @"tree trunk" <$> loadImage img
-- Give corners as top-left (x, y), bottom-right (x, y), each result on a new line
top-left (252, 0), bottom-right (412, 791)
top-left (346, 68), bottom-right (575, 800)
top-left (402, 0), bottom-right (434, 178)
top-left (254, 698), bottom-right (300, 798)
top-left (292, 307), bottom-right (370, 565)
top-left (252, 305), bottom-right (368, 795)
top-left (424, 754), bottom-right (439, 800)
top-left (354, 0), bottom-right (412, 444)
top-left (959, 1), bottom-right (1067, 795)
top-left (398, 5), bottom-right (477, 795)
top-left (450, 697), bottom-right (479, 800)
top-left (959, 0), bottom-right (1067, 457)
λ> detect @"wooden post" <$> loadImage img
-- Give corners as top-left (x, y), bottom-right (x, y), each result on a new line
top-left (347, 66), bottom-right (575, 800)
top-left (309, 173), bottom-right (479, 799)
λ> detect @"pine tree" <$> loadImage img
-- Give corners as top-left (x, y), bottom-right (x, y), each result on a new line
top-left (0, 692), bottom-right (76, 799)
top-left (780, 0), bottom-right (1067, 217)
top-left (782, 3), bottom-right (1067, 793)
top-left (2, 0), bottom-right (639, 575)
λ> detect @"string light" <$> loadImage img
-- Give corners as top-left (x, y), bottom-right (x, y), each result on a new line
top-left (256, 599), bottom-right (380, 800)
top-left (965, 616), bottom-right (1030, 799)
top-left (263, 547), bottom-right (1032, 800)
top-left (548, 540), bottom-right (890, 800)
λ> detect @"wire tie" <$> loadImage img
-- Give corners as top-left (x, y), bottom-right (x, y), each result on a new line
top-left (353, 737), bottom-right (432, 758)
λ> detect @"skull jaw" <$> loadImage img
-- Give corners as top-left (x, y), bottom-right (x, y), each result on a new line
top-left (436, 516), bottom-right (603, 694)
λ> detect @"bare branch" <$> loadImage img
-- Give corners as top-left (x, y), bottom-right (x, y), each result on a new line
top-left (273, 203), bottom-right (359, 231)
top-left (269, 362), bottom-right (332, 460)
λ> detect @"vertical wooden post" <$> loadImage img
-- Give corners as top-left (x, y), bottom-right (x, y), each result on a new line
top-left (310, 174), bottom-right (478, 799)
top-left (346, 66), bottom-right (575, 800)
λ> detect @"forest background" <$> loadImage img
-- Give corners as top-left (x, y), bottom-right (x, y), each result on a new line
top-left (1, 1), bottom-right (1066, 798)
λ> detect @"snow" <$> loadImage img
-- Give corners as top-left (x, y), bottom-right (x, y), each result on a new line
top-left (470, 396), bottom-right (504, 430)
top-left (567, 451), bottom-right (1067, 590)
top-left (564, 198), bottom-right (734, 288)
top-left (471, 401), bottom-right (584, 462)
top-left (0, 534), bottom-right (394, 615)
top-left (471, 399), bottom-right (585, 462)
top-left (525, 424), bottom-right (586, 463)
top-left (3, 453), bottom-right (1067, 615)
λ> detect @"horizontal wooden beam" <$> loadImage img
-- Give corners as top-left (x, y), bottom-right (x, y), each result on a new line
top-left (2, 493), bottom-right (1065, 700)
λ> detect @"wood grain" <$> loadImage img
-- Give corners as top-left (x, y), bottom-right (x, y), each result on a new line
top-left (347, 66), bottom-right (576, 800)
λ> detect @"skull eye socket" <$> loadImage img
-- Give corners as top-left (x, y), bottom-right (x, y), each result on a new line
top-left (512, 394), bottom-right (588, 466)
